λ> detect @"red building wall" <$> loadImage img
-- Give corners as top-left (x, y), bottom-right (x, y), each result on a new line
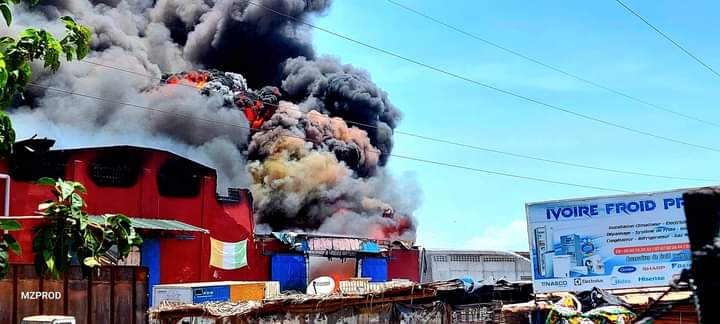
top-left (387, 248), bottom-right (420, 282)
top-left (0, 145), bottom-right (270, 283)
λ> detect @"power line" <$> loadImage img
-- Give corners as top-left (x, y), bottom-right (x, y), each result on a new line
top-left (390, 154), bottom-right (633, 193)
top-left (614, 0), bottom-right (720, 79)
top-left (77, 59), bottom-right (719, 182)
top-left (25, 82), bottom-right (634, 193)
top-left (246, 0), bottom-right (720, 154)
top-left (386, 0), bottom-right (720, 128)
top-left (396, 131), bottom-right (718, 182)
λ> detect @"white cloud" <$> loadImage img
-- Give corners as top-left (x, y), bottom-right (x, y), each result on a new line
top-left (463, 220), bottom-right (529, 252)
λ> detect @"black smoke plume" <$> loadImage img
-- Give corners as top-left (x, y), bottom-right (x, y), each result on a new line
top-left (5, 0), bottom-right (419, 240)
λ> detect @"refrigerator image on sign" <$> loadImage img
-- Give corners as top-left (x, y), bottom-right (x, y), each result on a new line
top-left (560, 234), bottom-right (584, 266)
top-left (542, 252), bottom-right (555, 277)
top-left (552, 255), bottom-right (571, 278)
top-left (534, 226), bottom-right (553, 277)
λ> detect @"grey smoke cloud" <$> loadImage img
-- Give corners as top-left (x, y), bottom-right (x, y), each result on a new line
top-left (247, 103), bottom-right (416, 239)
top-left (282, 56), bottom-right (401, 165)
top-left (5, 0), bottom-right (419, 239)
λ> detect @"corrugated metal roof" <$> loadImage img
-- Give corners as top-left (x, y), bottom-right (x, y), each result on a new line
top-left (88, 216), bottom-right (208, 233)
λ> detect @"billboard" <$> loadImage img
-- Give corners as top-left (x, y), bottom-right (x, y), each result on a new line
top-left (526, 188), bottom-right (692, 293)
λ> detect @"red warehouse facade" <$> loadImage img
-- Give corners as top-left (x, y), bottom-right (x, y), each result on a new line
top-left (1, 139), bottom-right (420, 302)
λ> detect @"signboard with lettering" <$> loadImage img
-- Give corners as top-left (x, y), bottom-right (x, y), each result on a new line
top-left (526, 188), bottom-right (692, 293)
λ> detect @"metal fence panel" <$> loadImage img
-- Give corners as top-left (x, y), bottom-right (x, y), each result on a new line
top-left (0, 264), bottom-right (148, 324)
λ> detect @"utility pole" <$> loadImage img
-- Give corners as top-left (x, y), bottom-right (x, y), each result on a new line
top-left (682, 188), bottom-right (720, 324)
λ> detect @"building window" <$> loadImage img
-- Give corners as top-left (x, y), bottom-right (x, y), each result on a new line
top-left (433, 255), bottom-right (448, 262)
top-left (157, 158), bottom-right (203, 198)
top-left (482, 256), bottom-right (516, 263)
top-left (90, 151), bottom-right (141, 187)
top-left (10, 152), bottom-right (66, 182)
top-left (450, 255), bottom-right (483, 262)
top-left (444, 255), bottom-right (516, 263)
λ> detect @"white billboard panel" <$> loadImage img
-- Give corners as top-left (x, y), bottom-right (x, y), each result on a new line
top-left (526, 189), bottom-right (692, 293)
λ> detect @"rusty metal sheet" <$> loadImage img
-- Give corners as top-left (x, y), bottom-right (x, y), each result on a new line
top-left (135, 267), bottom-right (148, 324)
top-left (42, 276), bottom-right (65, 315)
top-left (4, 265), bottom-right (148, 324)
top-left (90, 267), bottom-right (113, 324)
top-left (114, 267), bottom-right (134, 324)
top-left (0, 266), bottom-right (15, 324)
top-left (67, 267), bottom-right (88, 324)
top-left (16, 265), bottom-right (40, 321)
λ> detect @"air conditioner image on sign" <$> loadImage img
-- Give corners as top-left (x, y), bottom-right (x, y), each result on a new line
top-left (584, 254), bottom-right (604, 274)
top-left (551, 230), bottom-right (605, 277)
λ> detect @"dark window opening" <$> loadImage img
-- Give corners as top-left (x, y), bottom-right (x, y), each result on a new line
top-left (90, 151), bottom-right (142, 187)
top-left (157, 158), bottom-right (203, 198)
top-left (10, 152), bottom-right (66, 182)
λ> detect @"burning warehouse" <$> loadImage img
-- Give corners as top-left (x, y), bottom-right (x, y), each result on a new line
top-left (0, 139), bottom-right (422, 322)
top-left (1, 0), bottom-right (425, 319)
top-left (8, 0), bottom-right (419, 242)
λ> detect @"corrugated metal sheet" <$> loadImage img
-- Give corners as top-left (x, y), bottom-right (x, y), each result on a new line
top-left (88, 216), bottom-right (208, 233)
top-left (0, 265), bottom-right (148, 324)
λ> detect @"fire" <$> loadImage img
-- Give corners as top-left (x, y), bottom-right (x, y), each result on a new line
top-left (164, 70), bottom-right (280, 131)
top-left (160, 70), bottom-right (416, 241)
top-left (379, 214), bottom-right (413, 240)
top-left (166, 71), bottom-right (209, 89)
top-left (236, 93), bottom-right (277, 131)
top-left (329, 207), bottom-right (412, 240)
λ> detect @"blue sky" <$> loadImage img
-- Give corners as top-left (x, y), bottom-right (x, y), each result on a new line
top-left (311, 0), bottom-right (720, 250)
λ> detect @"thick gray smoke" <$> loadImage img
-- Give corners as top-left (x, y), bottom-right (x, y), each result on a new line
top-left (11, 50), bottom-right (253, 189)
top-left (248, 103), bottom-right (416, 239)
top-left (151, 0), bottom-right (331, 87)
top-left (282, 56), bottom-right (401, 165)
top-left (5, 0), bottom-right (419, 239)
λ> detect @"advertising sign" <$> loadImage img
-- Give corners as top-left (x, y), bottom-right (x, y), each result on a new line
top-left (526, 189), bottom-right (692, 293)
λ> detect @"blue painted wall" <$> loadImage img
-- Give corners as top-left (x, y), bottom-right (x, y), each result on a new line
top-left (361, 257), bottom-right (388, 282)
top-left (271, 253), bottom-right (307, 292)
top-left (141, 238), bottom-right (161, 306)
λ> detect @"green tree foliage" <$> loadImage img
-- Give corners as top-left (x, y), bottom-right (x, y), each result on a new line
top-left (0, 219), bottom-right (21, 278)
top-left (0, 1), bottom-right (94, 279)
top-left (32, 178), bottom-right (143, 278)
top-left (0, 0), bottom-right (92, 155)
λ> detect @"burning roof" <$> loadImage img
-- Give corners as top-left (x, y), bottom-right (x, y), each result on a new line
top-left (163, 69), bottom-right (280, 130)
top-left (6, 0), bottom-right (419, 241)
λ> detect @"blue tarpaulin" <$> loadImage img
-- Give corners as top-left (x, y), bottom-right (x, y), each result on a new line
top-left (360, 241), bottom-right (380, 253)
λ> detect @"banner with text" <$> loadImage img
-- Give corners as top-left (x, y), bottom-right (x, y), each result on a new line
top-left (526, 189), bottom-right (691, 293)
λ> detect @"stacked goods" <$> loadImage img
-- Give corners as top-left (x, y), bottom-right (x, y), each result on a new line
top-left (339, 278), bottom-right (371, 295)
top-left (339, 278), bottom-right (416, 295)
top-left (153, 281), bottom-right (280, 307)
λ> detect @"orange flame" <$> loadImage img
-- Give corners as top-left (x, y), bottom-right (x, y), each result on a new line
top-left (165, 71), bottom-right (277, 130)
top-left (238, 96), bottom-right (277, 131)
top-left (331, 207), bottom-right (411, 240)
top-left (166, 71), bottom-right (209, 89)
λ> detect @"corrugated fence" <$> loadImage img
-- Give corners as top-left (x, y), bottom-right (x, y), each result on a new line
top-left (0, 264), bottom-right (148, 324)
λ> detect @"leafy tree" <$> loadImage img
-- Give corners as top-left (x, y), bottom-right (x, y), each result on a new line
top-left (0, 218), bottom-right (21, 278)
top-left (0, 0), bottom-right (92, 154)
top-left (0, 0), bottom-right (92, 279)
top-left (32, 178), bottom-right (143, 278)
